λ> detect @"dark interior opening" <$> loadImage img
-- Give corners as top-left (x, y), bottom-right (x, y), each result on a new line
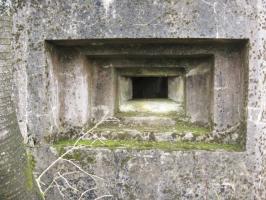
top-left (132, 77), bottom-right (168, 99)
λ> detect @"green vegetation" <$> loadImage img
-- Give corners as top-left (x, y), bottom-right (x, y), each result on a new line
top-left (175, 120), bottom-right (211, 136)
top-left (27, 151), bottom-right (36, 170)
top-left (54, 139), bottom-right (243, 153)
top-left (89, 118), bottom-right (211, 136)
top-left (63, 150), bottom-right (96, 164)
top-left (25, 152), bottom-right (36, 190)
top-left (64, 150), bottom-right (82, 161)
top-left (115, 110), bottom-right (180, 118)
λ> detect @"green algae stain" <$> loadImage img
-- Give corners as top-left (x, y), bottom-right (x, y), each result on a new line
top-left (54, 139), bottom-right (243, 152)
top-left (88, 118), bottom-right (211, 137)
top-left (25, 152), bottom-right (35, 190)
top-left (174, 120), bottom-right (211, 136)
top-left (59, 149), bottom-right (96, 164)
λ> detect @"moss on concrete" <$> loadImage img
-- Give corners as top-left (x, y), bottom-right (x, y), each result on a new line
top-left (64, 150), bottom-right (82, 161)
top-left (25, 152), bottom-right (36, 191)
top-left (63, 149), bottom-right (96, 164)
top-left (54, 139), bottom-right (243, 152)
top-left (24, 165), bottom-right (33, 190)
top-left (174, 120), bottom-right (211, 136)
top-left (116, 110), bottom-right (181, 118)
top-left (91, 119), bottom-right (210, 136)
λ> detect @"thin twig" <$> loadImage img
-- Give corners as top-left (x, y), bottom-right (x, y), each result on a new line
top-left (62, 158), bottom-right (104, 181)
top-left (43, 171), bottom-right (80, 194)
top-left (94, 194), bottom-right (113, 200)
top-left (36, 111), bottom-right (109, 195)
top-left (54, 180), bottom-right (65, 199)
top-left (78, 187), bottom-right (97, 200)
top-left (58, 172), bottom-right (79, 192)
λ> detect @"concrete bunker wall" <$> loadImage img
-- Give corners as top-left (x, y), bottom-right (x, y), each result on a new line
top-left (12, 0), bottom-right (266, 198)
top-left (46, 39), bottom-right (248, 144)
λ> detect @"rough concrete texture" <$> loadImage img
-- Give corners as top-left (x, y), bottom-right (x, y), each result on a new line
top-left (119, 99), bottom-right (181, 114)
top-left (36, 146), bottom-right (251, 200)
top-left (45, 42), bottom-right (247, 141)
top-left (10, 0), bottom-right (266, 199)
top-left (12, 0), bottom-right (251, 141)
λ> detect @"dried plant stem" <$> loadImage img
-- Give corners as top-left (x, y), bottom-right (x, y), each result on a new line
top-left (36, 110), bottom-right (110, 199)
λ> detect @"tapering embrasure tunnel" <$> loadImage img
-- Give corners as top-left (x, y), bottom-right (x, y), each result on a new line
top-left (47, 39), bottom-right (248, 144)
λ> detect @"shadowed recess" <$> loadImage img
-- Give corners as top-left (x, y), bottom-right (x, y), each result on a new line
top-left (132, 77), bottom-right (168, 99)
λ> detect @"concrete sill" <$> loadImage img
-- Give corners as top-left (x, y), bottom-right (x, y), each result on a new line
top-left (119, 98), bottom-right (182, 114)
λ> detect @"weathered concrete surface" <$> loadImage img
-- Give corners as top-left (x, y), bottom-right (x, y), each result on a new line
top-left (44, 42), bottom-right (247, 143)
top-left (186, 61), bottom-right (213, 124)
top-left (35, 146), bottom-right (251, 200)
top-left (0, 13), bottom-right (41, 200)
top-left (12, 0), bottom-right (254, 141)
top-left (10, 0), bottom-right (266, 199)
